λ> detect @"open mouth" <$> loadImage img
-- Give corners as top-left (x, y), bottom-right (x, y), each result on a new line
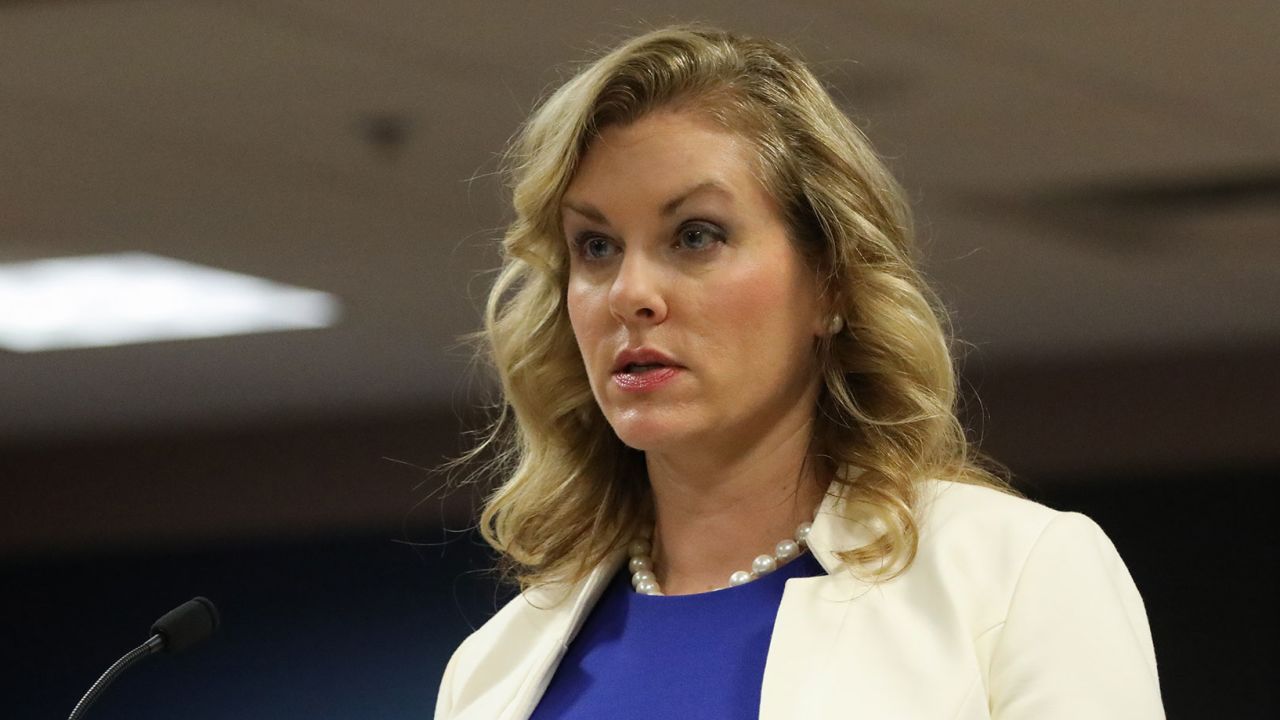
top-left (620, 362), bottom-right (668, 374)
top-left (610, 348), bottom-right (682, 387)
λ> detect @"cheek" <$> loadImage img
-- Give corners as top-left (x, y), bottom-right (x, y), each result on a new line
top-left (693, 263), bottom-right (816, 368)
top-left (566, 282), bottom-right (605, 356)
top-left (711, 262), bottom-right (805, 327)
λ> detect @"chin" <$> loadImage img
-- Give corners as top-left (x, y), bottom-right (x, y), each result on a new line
top-left (606, 408), bottom-right (704, 453)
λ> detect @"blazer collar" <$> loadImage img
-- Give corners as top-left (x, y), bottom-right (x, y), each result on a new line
top-left (802, 471), bottom-right (883, 599)
top-left (500, 473), bottom-right (890, 719)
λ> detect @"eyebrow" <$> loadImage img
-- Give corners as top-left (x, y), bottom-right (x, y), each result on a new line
top-left (561, 180), bottom-right (733, 224)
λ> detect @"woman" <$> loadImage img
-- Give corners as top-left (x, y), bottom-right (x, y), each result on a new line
top-left (436, 26), bottom-right (1163, 719)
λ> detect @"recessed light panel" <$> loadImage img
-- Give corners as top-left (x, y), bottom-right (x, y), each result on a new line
top-left (0, 252), bottom-right (341, 352)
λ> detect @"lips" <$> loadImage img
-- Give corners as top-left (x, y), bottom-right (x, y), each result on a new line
top-left (610, 347), bottom-right (684, 393)
top-left (613, 366), bottom-right (679, 391)
top-left (611, 348), bottom-right (682, 374)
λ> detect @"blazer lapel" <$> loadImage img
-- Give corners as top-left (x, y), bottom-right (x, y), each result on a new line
top-left (759, 481), bottom-right (993, 719)
top-left (498, 549), bottom-right (627, 720)
top-left (759, 489), bottom-right (876, 718)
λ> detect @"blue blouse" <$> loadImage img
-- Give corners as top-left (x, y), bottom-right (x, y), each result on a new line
top-left (529, 551), bottom-right (826, 719)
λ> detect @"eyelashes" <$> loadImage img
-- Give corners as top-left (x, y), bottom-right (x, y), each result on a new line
top-left (572, 233), bottom-right (618, 261)
top-left (675, 222), bottom-right (726, 250)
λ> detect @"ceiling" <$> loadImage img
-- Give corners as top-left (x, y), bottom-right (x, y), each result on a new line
top-left (1, 0), bottom-right (1277, 446)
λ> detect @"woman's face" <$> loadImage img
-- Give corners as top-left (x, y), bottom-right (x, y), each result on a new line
top-left (562, 110), bottom-right (826, 455)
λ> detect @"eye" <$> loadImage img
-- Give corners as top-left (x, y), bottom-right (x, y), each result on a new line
top-left (573, 233), bottom-right (618, 261)
top-left (676, 222), bottom-right (725, 251)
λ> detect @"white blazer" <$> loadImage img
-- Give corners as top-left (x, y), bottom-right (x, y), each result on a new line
top-left (435, 481), bottom-right (1164, 719)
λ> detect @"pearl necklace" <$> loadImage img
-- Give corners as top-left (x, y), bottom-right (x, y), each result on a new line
top-left (627, 521), bottom-right (814, 595)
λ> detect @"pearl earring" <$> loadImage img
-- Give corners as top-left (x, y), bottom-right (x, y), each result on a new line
top-left (827, 314), bottom-right (844, 335)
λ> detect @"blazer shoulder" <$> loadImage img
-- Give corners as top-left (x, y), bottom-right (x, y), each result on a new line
top-left (919, 482), bottom-right (1164, 716)
top-left (917, 480), bottom-right (1124, 582)
top-left (907, 481), bottom-right (1090, 629)
top-left (921, 479), bottom-right (1058, 539)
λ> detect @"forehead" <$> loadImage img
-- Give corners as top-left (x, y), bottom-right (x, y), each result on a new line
top-left (562, 110), bottom-right (770, 210)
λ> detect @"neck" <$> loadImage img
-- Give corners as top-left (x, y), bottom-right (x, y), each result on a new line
top-left (644, 414), bottom-right (827, 595)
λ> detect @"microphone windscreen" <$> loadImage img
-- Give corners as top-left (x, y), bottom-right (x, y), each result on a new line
top-left (150, 596), bottom-right (220, 654)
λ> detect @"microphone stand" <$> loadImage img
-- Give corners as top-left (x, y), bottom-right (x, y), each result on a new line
top-left (67, 635), bottom-right (164, 720)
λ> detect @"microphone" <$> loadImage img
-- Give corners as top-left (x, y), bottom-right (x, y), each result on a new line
top-left (67, 596), bottom-right (220, 720)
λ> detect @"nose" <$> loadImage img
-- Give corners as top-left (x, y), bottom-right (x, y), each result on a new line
top-left (608, 250), bottom-right (668, 326)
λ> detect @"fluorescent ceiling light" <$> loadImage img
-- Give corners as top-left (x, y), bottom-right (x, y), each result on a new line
top-left (0, 252), bottom-right (341, 352)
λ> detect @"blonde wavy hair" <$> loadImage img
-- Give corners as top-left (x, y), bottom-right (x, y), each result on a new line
top-left (460, 25), bottom-right (1010, 591)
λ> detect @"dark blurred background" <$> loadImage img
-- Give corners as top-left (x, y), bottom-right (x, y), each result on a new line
top-left (1, 2), bottom-right (1276, 718)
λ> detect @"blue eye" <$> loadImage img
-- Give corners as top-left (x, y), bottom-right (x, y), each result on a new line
top-left (677, 223), bottom-right (724, 250)
top-left (575, 234), bottom-right (617, 260)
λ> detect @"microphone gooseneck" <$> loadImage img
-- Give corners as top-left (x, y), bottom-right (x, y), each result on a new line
top-left (67, 596), bottom-right (220, 720)
top-left (67, 635), bottom-right (164, 720)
